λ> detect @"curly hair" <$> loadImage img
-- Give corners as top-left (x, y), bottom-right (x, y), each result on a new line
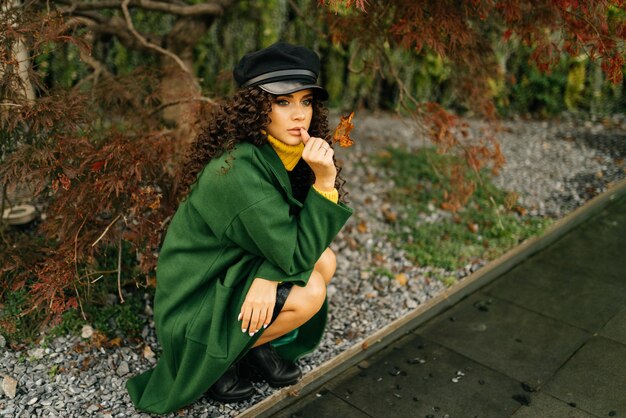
top-left (179, 86), bottom-right (347, 203)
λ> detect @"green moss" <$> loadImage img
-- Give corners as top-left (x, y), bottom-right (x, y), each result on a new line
top-left (372, 266), bottom-right (394, 279)
top-left (373, 147), bottom-right (552, 270)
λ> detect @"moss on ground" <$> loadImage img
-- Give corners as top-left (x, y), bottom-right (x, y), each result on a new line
top-left (373, 147), bottom-right (552, 271)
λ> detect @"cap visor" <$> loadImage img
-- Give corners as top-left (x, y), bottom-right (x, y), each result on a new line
top-left (259, 81), bottom-right (329, 100)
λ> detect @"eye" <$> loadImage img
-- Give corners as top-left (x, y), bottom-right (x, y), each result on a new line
top-left (274, 98), bottom-right (290, 106)
top-left (302, 98), bottom-right (313, 106)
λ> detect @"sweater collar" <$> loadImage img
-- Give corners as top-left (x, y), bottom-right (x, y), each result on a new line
top-left (265, 133), bottom-right (304, 171)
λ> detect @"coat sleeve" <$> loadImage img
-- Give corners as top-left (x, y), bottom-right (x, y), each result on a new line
top-left (224, 188), bottom-right (353, 285)
top-left (188, 145), bottom-right (352, 285)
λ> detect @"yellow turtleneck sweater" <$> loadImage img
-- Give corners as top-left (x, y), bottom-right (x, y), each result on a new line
top-left (266, 133), bottom-right (338, 204)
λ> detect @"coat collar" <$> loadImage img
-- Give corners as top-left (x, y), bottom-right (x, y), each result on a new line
top-left (258, 143), bottom-right (303, 208)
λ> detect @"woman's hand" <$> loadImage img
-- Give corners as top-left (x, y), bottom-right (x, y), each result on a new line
top-left (300, 128), bottom-right (337, 191)
top-left (239, 278), bottom-right (278, 336)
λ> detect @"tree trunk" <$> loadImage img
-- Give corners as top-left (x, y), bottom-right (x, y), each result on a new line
top-left (1, 0), bottom-right (36, 103)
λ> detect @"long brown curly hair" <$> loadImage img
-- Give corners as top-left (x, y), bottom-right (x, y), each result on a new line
top-left (180, 86), bottom-right (347, 203)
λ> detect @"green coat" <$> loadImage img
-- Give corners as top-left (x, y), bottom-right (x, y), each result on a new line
top-left (126, 142), bottom-right (353, 414)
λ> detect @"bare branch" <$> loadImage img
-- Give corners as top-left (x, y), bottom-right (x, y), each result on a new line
top-left (148, 96), bottom-right (216, 116)
top-left (54, 0), bottom-right (228, 16)
top-left (120, 0), bottom-right (191, 74)
top-left (91, 213), bottom-right (121, 247)
top-left (117, 237), bottom-right (125, 303)
top-left (63, 11), bottom-right (158, 52)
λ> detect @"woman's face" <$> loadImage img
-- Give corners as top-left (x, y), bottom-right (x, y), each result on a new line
top-left (266, 89), bottom-right (314, 146)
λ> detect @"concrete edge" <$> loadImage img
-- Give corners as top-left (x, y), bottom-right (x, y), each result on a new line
top-left (240, 177), bottom-right (626, 418)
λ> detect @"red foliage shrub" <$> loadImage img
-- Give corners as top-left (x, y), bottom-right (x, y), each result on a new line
top-left (0, 9), bottom-right (187, 334)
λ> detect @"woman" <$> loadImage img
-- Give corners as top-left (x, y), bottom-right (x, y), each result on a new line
top-left (126, 42), bottom-right (352, 414)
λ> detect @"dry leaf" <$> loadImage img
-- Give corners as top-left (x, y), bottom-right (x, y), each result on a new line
top-left (357, 220), bottom-right (368, 233)
top-left (145, 276), bottom-right (157, 288)
top-left (395, 273), bottom-right (408, 286)
top-left (90, 330), bottom-right (109, 348)
top-left (332, 111), bottom-right (355, 148)
top-left (81, 357), bottom-right (92, 371)
top-left (382, 207), bottom-right (398, 223)
top-left (513, 206), bottom-right (527, 216)
top-left (108, 337), bottom-right (123, 348)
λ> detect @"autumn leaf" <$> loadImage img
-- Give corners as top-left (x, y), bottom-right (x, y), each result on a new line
top-left (382, 207), bottom-right (398, 223)
top-left (395, 273), bottom-right (408, 286)
top-left (107, 337), bottom-right (123, 348)
top-left (91, 161), bottom-right (106, 172)
top-left (513, 206), bottom-right (527, 216)
top-left (333, 111), bottom-right (355, 148)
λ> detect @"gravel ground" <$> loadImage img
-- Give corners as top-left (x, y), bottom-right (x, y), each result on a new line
top-left (1, 112), bottom-right (625, 417)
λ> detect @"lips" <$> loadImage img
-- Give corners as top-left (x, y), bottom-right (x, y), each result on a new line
top-left (288, 128), bottom-right (304, 135)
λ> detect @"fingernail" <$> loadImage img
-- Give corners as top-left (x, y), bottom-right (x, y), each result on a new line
top-left (238, 313), bottom-right (242, 321)
top-left (242, 328), bottom-right (247, 333)
top-left (249, 331), bottom-right (255, 337)
top-left (263, 324), bottom-right (268, 329)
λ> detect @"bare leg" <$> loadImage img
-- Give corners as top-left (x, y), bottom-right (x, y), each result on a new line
top-left (252, 248), bottom-right (336, 347)
top-left (315, 247), bottom-right (336, 285)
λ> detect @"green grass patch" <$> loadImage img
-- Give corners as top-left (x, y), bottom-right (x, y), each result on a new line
top-left (45, 288), bottom-right (148, 342)
top-left (373, 147), bottom-right (552, 270)
top-left (0, 289), bottom-right (47, 345)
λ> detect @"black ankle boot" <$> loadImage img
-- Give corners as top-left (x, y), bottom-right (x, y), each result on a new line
top-left (241, 344), bottom-right (302, 388)
top-left (208, 363), bottom-right (254, 403)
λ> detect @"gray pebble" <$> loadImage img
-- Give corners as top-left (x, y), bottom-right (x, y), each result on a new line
top-left (116, 361), bottom-right (130, 376)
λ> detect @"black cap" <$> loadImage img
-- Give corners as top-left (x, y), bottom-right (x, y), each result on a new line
top-left (234, 42), bottom-right (329, 100)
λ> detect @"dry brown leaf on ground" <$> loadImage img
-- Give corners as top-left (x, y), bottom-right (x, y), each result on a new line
top-left (333, 111), bottom-right (355, 148)
top-left (107, 337), bottom-right (123, 348)
top-left (395, 273), bottom-right (408, 286)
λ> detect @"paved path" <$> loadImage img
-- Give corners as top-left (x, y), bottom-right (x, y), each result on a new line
top-left (273, 195), bottom-right (626, 418)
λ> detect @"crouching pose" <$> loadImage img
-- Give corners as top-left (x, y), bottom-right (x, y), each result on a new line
top-left (126, 42), bottom-right (352, 414)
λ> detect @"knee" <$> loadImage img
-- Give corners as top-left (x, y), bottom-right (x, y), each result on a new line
top-left (304, 273), bottom-right (326, 313)
top-left (315, 248), bottom-right (336, 285)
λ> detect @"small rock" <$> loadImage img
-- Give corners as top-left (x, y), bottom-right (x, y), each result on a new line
top-left (81, 325), bottom-right (94, 339)
top-left (0, 334), bottom-right (6, 348)
top-left (29, 347), bottom-right (45, 360)
top-left (116, 361), bottom-right (130, 376)
top-left (1, 376), bottom-right (17, 399)
top-left (143, 345), bottom-right (155, 360)
top-left (388, 367), bottom-right (402, 376)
